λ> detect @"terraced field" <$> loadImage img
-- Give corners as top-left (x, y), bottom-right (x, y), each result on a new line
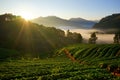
top-left (57, 44), bottom-right (120, 64)
top-left (57, 44), bottom-right (120, 77)
top-left (0, 44), bottom-right (120, 80)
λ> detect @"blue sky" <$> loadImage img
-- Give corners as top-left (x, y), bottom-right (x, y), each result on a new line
top-left (0, 0), bottom-right (120, 20)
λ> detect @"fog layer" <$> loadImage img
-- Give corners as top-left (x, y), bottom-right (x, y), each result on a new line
top-left (70, 29), bottom-right (114, 44)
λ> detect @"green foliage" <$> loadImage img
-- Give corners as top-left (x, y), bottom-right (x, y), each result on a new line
top-left (1, 13), bottom-right (120, 80)
top-left (0, 44), bottom-right (120, 79)
top-left (0, 48), bottom-right (19, 59)
top-left (57, 44), bottom-right (120, 64)
top-left (0, 13), bottom-right (83, 58)
top-left (0, 58), bottom-right (117, 80)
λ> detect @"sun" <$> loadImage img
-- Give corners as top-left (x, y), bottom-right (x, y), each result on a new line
top-left (20, 11), bottom-right (32, 20)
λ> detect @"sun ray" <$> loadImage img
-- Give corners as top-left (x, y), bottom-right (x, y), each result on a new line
top-left (19, 11), bottom-right (33, 20)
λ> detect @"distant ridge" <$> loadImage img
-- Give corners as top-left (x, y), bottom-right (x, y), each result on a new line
top-left (93, 13), bottom-right (120, 33)
top-left (31, 16), bottom-right (96, 30)
top-left (69, 18), bottom-right (96, 28)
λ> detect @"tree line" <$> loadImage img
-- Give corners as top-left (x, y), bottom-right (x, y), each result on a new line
top-left (0, 13), bottom-right (82, 58)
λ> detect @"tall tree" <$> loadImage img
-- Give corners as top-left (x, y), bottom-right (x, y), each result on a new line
top-left (113, 33), bottom-right (120, 44)
top-left (89, 32), bottom-right (97, 44)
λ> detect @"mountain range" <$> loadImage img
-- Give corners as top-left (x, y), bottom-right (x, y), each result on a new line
top-left (31, 16), bottom-right (97, 30)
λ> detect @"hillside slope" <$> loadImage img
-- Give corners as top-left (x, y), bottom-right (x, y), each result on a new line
top-left (57, 44), bottom-right (120, 63)
top-left (93, 13), bottom-right (120, 33)
top-left (0, 13), bottom-right (82, 58)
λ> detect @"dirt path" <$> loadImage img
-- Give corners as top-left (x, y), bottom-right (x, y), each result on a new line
top-left (112, 72), bottom-right (120, 77)
top-left (112, 69), bottom-right (120, 77)
top-left (63, 49), bottom-right (87, 64)
top-left (64, 49), bottom-right (76, 62)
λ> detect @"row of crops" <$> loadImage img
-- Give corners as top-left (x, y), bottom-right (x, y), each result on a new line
top-left (57, 44), bottom-right (120, 63)
top-left (56, 44), bottom-right (120, 77)
top-left (0, 58), bottom-right (119, 80)
top-left (1, 44), bottom-right (120, 80)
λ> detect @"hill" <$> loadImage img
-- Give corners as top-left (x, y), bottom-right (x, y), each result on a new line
top-left (31, 16), bottom-right (96, 29)
top-left (0, 13), bottom-right (83, 59)
top-left (93, 13), bottom-right (120, 33)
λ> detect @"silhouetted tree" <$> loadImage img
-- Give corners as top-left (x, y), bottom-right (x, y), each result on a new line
top-left (89, 32), bottom-right (97, 44)
top-left (72, 32), bottom-right (83, 43)
top-left (66, 30), bottom-right (83, 43)
top-left (77, 33), bottom-right (83, 43)
top-left (114, 33), bottom-right (120, 44)
top-left (66, 29), bottom-right (72, 37)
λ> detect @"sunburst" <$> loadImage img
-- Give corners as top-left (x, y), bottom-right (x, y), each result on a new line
top-left (20, 11), bottom-right (32, 20)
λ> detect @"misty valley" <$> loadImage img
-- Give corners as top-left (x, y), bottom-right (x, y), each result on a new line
top-left (70, 29), bottom-right (114, 44)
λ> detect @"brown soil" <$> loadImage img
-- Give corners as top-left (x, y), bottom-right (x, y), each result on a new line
top-left (64, 49), bottom-right (76, 62)
top-left (112, 72), bottom-right (120, 77)
top-left (112, 68), bottom-right (120, 77)
top-left (63, 49), bottom-right (88, 64)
